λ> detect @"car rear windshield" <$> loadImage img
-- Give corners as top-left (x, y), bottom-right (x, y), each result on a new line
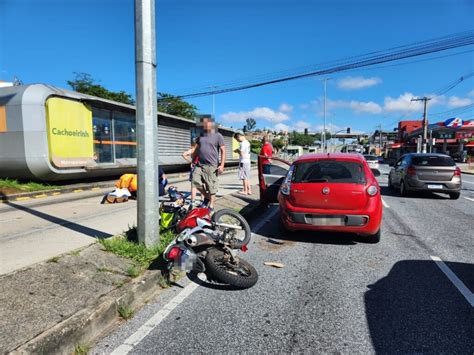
top-left (364, 155), bottom-right (378, 161)
top-left (412, 156), bottom-right (455, 167)
top-left (292, 160), bottom-right (366, 184)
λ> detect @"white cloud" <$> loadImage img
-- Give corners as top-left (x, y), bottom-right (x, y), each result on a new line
top-left (468, 90), bottom-right (474, 97)
top-left (220, 107), bottom-right (289, 123)
top-left (383, 92), bottom-right (445, 113)
top-left (324, 98), bottom-right (382, 114)
top-left (337, 76), bottom-right (382, 90)
top-left (448, 96), bottom-right (473, 108)
top-left (274, 123), bottom-right (290, 132)
top-left (279, 103), bottom-right (293, 113)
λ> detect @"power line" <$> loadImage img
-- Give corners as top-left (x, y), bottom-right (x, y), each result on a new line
top-left (175, 31), bottom-right (474, 99)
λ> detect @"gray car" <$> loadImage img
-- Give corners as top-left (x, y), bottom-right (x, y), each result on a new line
top-left (388, 153), bottom-right (462, 199)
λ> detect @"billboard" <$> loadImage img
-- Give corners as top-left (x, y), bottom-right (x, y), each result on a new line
top-left (46, 97), bottom-right (94, 167)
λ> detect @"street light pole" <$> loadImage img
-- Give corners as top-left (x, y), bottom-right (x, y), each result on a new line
top-left (411, 96), bottom-right (431, 154)
top-left (135, 0), bottom-right (159, 246)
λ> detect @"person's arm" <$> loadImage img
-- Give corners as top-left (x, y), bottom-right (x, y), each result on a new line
top-left (218, 134), bottom-right (226, 174)
top-left (182, 148), bottom-right (192, 162)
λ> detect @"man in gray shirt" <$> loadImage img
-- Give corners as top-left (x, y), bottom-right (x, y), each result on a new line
top-left (192, 116), bottom-right (226, 210)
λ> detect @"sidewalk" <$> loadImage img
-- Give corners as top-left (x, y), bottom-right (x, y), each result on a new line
top-left (0, 191), bottom-right (261, 354)
top-left (458, 162), bottom-right (474, 175)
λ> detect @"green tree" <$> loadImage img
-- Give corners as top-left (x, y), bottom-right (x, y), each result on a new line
top-left (272, 138), bottom-right (285, 151)
top-left (290, 131), bottom-right (315, 146)
top-left (67, 72), bottom-right (135, 105)
top-left (245, 118), bottom-right (256, 131)
top-left (157, 93), bottom-right (198, 119)
top-left (250, 139), bottom-right (263, 154)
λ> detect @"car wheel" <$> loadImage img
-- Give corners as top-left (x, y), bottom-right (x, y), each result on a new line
top-left (399, 180), bottom-right (408, 196)
top-left (365, 229), bottom-right (381, 244)
top-left (388, 176), bottom-right (394, 190)
top-left (449, 192), bottom-right (460, 200)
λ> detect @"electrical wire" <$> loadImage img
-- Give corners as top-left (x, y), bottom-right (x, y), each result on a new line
top-left (174, 31), bottom-right (474, 99)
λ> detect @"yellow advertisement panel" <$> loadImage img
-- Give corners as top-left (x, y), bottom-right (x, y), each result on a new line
top-left (46, 97), bottom-right (93, 168)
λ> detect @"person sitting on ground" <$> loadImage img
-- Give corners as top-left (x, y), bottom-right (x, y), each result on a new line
top-left (234, 131), bottom-right (252, 195)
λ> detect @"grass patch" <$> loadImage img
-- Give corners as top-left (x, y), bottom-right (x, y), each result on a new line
top-left (97, 266), bottom-right (115, 273)
top-left (47, 256), bottom-right (60, 263)
top-left (99, 228), bottom-right (176, 268)
top-left (69, 249), bottom-right (81, 256)
top-left (158, 276), bottom-right (171, 288)
top-left (0, 178), bottom-right (53, 192)
top-left (74, 344), bottom-right (90, 355)
top-left (126, 266), bottom-right (140, 278)
top-left (118, 305), bottom-right (134, 320)
top-left (113, 279), bottom-right (126, 288)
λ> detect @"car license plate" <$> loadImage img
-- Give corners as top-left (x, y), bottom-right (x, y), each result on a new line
top-left (427, 184), bottom-right (443, 189)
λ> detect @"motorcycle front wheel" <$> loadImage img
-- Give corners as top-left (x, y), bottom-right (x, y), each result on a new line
top-left (211, 208), bottom-right (251, 249)
top-left (205, 248), bottom-right (258, 289)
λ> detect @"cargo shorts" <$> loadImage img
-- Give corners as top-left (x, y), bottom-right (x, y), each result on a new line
top-left (192, 164), bottom-right (219, 195)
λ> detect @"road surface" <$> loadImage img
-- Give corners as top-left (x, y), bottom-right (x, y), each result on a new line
top-left (0, 170), bottom-right (257, 275)
top-left (93, 164), bottom-right (473, 354)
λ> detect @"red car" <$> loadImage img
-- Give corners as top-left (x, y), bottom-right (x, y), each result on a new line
top-left (258, 153), bottom-right (382, 243)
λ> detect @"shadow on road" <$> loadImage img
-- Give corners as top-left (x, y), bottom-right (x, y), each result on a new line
top-left (365, 260), bottom-right (473, 353)
top-left (379, 186), bottom-right (451, 200)
top-left (2, 199), bottom-right (112, 239)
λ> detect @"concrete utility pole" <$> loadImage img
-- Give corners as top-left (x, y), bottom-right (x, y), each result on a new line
top-left (411, 97), bottom-right (431, 154)
top-left (135, 0), bottom-right (159, 246)
top-left (321, 78), bottom-right (331, 153)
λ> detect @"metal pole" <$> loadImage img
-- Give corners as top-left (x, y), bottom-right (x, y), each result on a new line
top-left (411, 96), bottom-right (431, 154)
top-left (135, 0), bottom-right (159, 246)
top-left (429, 129), bottom-right (433, 153)
top-left (212, 93), bottom-right (216, 120)
top-left (323, 79), bottom-right (327, 153)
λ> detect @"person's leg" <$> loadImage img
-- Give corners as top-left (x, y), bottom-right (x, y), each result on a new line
top-left (238, 163), bottom-right (246, 194)
top-left (192, 166), bottom-right (206, 202)
top-left (203, 165), bottom-right (218, 210)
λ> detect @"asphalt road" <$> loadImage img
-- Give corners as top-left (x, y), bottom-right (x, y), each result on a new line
top-left (93, 164), bottom-right (473, 354)
top-left (0, 170), bottom-right (257, 275)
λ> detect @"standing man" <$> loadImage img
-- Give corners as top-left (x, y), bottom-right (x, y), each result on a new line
top-left (234, 131), bottom-right (252, 195)
top-left (259, 135), bottom-right (273, 174)
top-left (192, 116), bottom-right (226, 211)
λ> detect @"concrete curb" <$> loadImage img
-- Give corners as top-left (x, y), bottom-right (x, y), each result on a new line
top-left (0, 167), bottom-right (241, 203)
top-left (11, 269), bottom-right (166, 354)
top-left (8, 193), bottom-right (260, 354)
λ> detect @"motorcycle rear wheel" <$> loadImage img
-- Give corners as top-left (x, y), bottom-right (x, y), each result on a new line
top-left (205, 248), bottom-right (258, 289)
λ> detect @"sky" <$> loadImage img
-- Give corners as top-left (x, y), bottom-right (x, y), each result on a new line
top-left (1, 0), bottom-right (473, 134)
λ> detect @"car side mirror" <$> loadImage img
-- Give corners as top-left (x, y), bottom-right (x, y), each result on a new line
top-left (371, 168), bottom-right (381, 177)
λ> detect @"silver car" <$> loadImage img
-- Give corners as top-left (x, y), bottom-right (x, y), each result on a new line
top-left (388, 153), bottom-right (462, 199)
top-left (364, 154), bottom-right (380, 170)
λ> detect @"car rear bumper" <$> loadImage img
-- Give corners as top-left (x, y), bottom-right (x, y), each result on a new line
top-left (279, 195), bottom-right (382, 235)
top-left (405, 177), bottom-right (461, 193)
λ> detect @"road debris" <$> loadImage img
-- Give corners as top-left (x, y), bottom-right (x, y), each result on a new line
top-left (264, 261), bottom-right (285, 268)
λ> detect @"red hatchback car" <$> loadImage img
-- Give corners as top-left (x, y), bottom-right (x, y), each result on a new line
top-left (258, 153), bottom-right (382, 243)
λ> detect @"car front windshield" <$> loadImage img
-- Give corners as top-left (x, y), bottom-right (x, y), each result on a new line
top-left (292, 160), bottom-right (366, 184)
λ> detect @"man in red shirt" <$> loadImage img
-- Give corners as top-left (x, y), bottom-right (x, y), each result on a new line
top-left (259, 136), bottom-right (273, 174)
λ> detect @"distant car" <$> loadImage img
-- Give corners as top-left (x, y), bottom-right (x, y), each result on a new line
top-left (388, 153), bottom-right (461, 199)
top-left (364, 154), bottom-right (380, 170)
top-left (258, 153), bottom-right (383, 243)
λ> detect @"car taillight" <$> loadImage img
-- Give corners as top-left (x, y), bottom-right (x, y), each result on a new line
top-left (167, 246), bottom-right (182, 260)
top-left (367, 185), bottom-right (378, 196)
top-left (407, 166), bottom-right (416, 176)
top-left (280, 182), bottom-right (291, 195)
top-left (280, 165), bottom-right (295, 196)
top-left (454, 167), bottom-right (461, 176)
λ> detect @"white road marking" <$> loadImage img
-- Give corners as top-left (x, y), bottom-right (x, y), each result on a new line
top-left (111, 280), bottom-right (201, 355)
top-left (430, 256), bottom-right (474, 307)
top-left (111, 208), bottom-right (276, 354)
top-left (381, 198), bottom-right (390, 208)
top-left (463, 197), bottom-right (474, 202)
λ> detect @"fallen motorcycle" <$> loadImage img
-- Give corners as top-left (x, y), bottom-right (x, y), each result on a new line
top-left (162, 188), bottom-right (258, 289)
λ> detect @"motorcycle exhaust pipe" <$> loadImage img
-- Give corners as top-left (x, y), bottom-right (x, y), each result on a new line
top-left (184, 235), bottom-right (198, 247)
top-left (215, 223), bottom-right (243, 230)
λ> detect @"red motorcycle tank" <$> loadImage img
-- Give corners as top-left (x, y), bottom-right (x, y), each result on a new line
top-left (176, 207), bottom-right (211, 233)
